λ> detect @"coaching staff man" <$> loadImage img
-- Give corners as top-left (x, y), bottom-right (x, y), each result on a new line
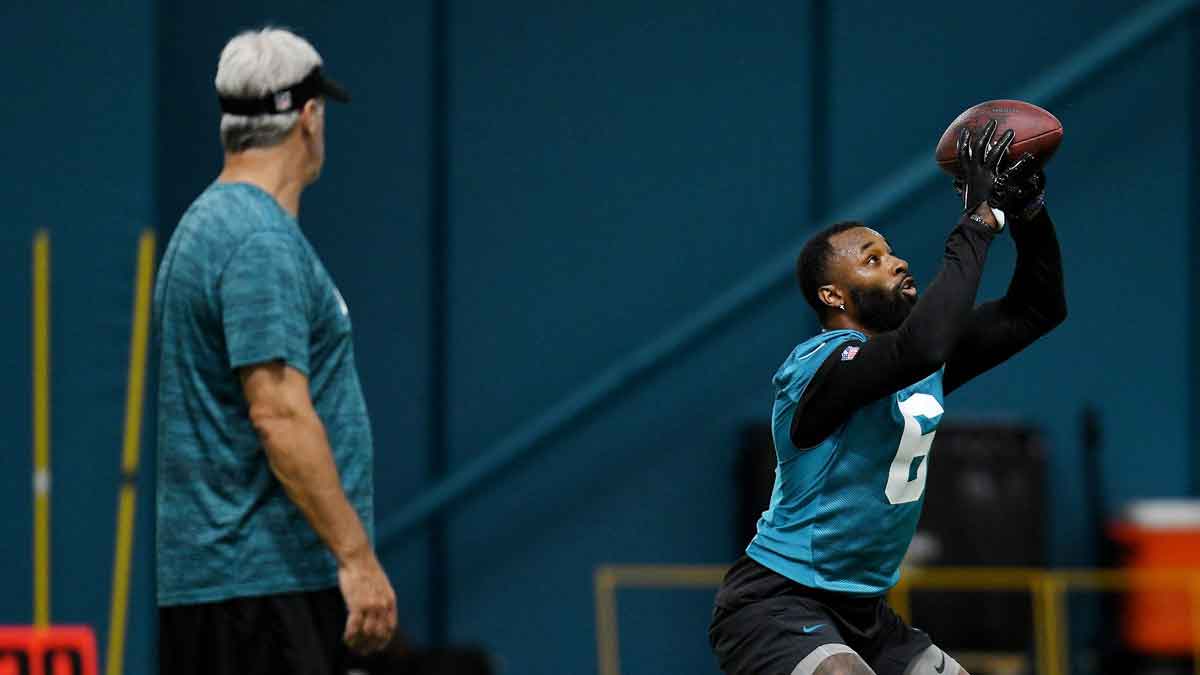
top-left (154, 28), bottom-right (396, 674)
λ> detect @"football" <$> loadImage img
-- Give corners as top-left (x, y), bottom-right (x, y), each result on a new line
top-left (935, 99), bottom-right (1063, 176)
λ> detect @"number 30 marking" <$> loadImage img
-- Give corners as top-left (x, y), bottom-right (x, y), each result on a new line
top-left (885, 393), bottom-right (944, 505)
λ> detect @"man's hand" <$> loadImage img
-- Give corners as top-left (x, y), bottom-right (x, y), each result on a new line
top-left (241, 361), bottom-right (396, 653)
top-left (989, 152), bottom-right (1046, 221)
top-left (956, 119), bottom-right (1014, 214)
top-left (339, 548), bottom-right (398, 654)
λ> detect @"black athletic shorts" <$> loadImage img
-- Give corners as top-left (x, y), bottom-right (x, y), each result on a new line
top-left (159, 586), bottom-right (348, 675)
top-left (708, 556), bottom-right (934, 675)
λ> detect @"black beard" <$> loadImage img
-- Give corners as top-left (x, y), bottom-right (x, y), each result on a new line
top-left (850, 283), bottom-right (915, 333)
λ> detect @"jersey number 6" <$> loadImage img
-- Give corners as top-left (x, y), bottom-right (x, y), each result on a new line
top-left (885, 393), bottom-right (944, 505)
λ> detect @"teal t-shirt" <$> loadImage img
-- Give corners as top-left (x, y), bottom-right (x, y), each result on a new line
top-left (154, 182), bottom-right (374, 606)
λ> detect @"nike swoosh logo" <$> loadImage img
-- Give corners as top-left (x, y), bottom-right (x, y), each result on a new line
top-left (801, 624), bottom-right (825, 634)
top-left (934, 653), bottom-right (946, 674)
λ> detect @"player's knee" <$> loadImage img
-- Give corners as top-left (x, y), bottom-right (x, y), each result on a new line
top-left (902, 646), bottom-right (963, 675)
top-left (812, 652), bottom-right (876, 675)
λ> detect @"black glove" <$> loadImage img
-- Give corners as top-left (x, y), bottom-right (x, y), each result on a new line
top-left (989, 152), bottom-right (1046, 221)
top-left (956, 119), bottom-right (1014, 215)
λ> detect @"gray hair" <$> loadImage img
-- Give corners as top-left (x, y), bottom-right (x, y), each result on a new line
top-left (215, 28), bottom-right (323, 152)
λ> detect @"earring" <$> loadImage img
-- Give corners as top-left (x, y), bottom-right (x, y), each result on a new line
top-left (839, 304), bottom-right (846, 311)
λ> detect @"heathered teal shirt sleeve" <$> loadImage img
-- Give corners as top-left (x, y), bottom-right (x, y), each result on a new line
top-left (220, 232), bottom-right (312, 375)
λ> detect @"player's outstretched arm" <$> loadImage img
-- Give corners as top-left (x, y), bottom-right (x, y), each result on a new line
top-left (791, 207), bottom-right (1000, 448)
top-left (942, 204), bottom-right (1066, 394)
top-left (791, 125), bottom-right (1010, 448)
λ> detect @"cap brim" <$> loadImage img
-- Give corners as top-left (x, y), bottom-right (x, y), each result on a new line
top-left (319, 73), bottom-right (351, 103)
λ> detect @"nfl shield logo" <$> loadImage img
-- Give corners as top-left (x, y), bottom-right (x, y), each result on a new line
top-left (274, 91), bottom-right (292, 112)
top-left (841, 345), bottom-right (860, 361)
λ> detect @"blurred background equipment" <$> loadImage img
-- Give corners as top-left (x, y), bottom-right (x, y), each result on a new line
top-left (0, 626), bottom-right (98, 675)
top-left (908, 423), bottom-right (1047, 653)
top-left (348, 640), bottom-right (494, 675)
top-left (1111, 500), bottom-right (1200, 664)
top-left (5, 0), bottom-right (1200, 673)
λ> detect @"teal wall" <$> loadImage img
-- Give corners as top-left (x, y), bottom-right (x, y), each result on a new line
top-left (0, 2), bottom-right (1195, 674)
top-left (0, 0), bottom-right (158, 672)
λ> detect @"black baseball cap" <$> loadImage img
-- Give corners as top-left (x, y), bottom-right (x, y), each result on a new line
top-left (218, 65), bottom-right (350, 116)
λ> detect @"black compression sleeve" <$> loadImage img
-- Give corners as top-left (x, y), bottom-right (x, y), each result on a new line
top-left (790, 215), bottom-right (996, 449)
top-left (942, 207), bottom-right (1066, 393)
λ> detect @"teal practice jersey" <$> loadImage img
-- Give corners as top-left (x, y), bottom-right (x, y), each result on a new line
top-left (746, 329), bottom-right (945, 596)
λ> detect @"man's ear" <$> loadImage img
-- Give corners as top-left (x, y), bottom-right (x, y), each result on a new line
top-left (818, 284), bottom-right (844, 311)
top-left (299, 98), bottom-right (323, 135)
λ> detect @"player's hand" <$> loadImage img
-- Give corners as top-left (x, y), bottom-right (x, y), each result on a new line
top-left (338, 549), bottom-right (398, 654)
top-left (989, 152), bottom-right (1046, 221)
top-left (956, 119), bottom-right (1014, 214)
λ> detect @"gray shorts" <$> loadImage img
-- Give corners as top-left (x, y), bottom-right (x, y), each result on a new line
top-left (709, 557), bottom-right (941, 675)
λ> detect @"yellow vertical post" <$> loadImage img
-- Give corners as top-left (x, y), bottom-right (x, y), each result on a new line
top-left (595, 567), bottom-right (622, 675)
top-left (32, 229), bottom-right (51, 629)
top-left (1032, 574), bottom-right (1051, 675)
top-left (106, 230), bottom-right (156, 675)
top-left (889, 573), bottom-right (912, 624)
top-left (1044, 574), bottom-right (1068, 675)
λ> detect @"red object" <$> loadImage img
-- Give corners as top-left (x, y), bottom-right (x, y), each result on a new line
top-left (1111, 509), bottom-right (1200, 655)
top-left (933, 99), bottom-right (1063, 177)
top-left (0, 626), bottom-right (97, 675)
